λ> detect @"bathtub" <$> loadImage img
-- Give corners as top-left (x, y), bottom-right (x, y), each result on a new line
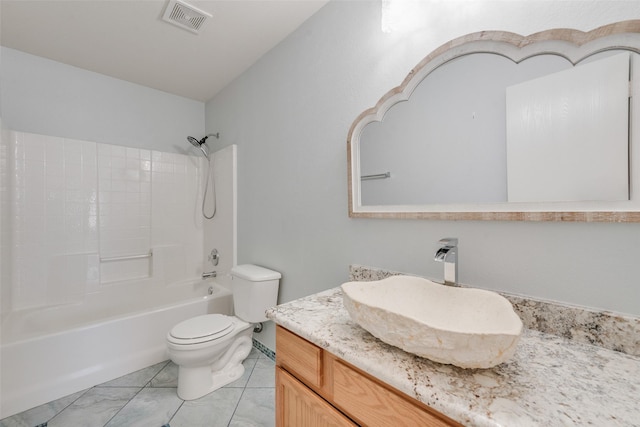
top-left (0, 279), bottom-right (233, 419)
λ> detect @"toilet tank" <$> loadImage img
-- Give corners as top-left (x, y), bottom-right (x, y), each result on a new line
top-left (230, 264), bottom-right (281, 323)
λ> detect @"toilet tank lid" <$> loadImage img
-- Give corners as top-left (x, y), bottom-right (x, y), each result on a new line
top-left (231, 264), bottom-right (282, 281)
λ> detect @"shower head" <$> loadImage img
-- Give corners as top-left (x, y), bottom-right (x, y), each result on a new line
top-left (187, 136), bottom-right (201, 147)
top-left (186, 133), bottom-right (220, 160)
top-left (187, 135), bottom-right (209, 159)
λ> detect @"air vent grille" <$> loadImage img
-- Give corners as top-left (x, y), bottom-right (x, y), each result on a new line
top-left (162, 0), bottom-right (212, 34)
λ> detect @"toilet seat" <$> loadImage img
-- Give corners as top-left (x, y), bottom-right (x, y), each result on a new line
top-left (168, 314), bottom-right (234, 345)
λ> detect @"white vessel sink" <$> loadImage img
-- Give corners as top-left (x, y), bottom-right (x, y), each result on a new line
top-left (341, 275), bottom-right (523, 369)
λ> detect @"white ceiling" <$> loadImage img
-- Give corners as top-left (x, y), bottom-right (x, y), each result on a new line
top-left (0, 0), bottom-right (328, 102)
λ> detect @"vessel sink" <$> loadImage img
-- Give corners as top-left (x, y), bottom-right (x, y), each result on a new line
top-left (341, 275), bottom-right (523, 369)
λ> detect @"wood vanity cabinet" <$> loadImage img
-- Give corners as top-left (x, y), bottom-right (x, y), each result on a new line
top-left (275, 326), bottom-right (462, 427)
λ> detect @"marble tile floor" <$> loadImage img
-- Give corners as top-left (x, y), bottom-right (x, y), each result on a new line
top-left (1, 348), bottom-right (275, 427)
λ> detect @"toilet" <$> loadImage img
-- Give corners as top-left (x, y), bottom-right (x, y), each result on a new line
top-left (166, 264), bottom-right (281, 400)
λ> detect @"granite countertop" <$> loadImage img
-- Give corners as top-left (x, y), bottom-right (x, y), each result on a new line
top-left (266, 287), bottom-right (640, 427)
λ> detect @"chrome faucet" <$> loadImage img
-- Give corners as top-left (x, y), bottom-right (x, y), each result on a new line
top-left (202, 271), bottom-right (217, 279)
top-left (434, 238), bottom-right (458, 286)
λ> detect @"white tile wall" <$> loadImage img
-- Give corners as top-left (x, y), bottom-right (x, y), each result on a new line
top-left (2, 131), bottom-right (206, 311)
top-left (151, 151), bottom-right (203, 284)
top-left (1, 126), bottom-right (12, 315)
top-left (97, 143), bottom-right (153, 283)
top-left (97, 143), bottom-right (150, 257)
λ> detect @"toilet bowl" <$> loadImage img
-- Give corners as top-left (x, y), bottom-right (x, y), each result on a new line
top-left (166, 264), bottom-right (281, 400)
top-left (167, 314), bottom-right (253, 400)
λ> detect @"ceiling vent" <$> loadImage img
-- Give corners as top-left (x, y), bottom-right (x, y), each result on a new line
top-left (162, 0), bottom-right (212, 34)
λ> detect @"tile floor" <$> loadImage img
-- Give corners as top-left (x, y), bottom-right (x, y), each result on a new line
top-left (0, 347), bottom-right (275, 427)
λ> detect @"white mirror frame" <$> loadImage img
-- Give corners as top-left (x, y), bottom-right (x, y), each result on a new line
top-left (347, 20), bottom-right (640, 222)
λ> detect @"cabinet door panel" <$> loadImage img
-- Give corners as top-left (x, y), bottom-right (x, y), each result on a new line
top-left (277, 326), bottom-right (323, 388)
top-left (276, 367), bottom-right (356, 427)
top-left (333, 360), bottom-right (459, 427)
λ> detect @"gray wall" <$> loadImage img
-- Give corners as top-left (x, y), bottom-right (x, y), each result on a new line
top-left (1, 47), bottom-right (204, 153)
top-left (205, 0), bottom-right (640, 350)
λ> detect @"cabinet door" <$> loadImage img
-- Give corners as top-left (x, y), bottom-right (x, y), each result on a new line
top-left (276, 326), bottom-right (323, 389)
top-left (276, 367), bottom-right (356, 427)
top-left (332, 360), bottom-right (459, 427)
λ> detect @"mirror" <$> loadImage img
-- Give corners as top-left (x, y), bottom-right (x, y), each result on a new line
top-left (348, 20), bottom-right (640, 221)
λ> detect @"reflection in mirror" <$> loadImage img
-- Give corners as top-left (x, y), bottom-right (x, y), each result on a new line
top-left (360, 53), bottom-right (571, 205)
top-left (360, 51), bottom-right (631, 205)
top-left (505, 52), bottom-right (630, 203)
top-left (348, 21), bottom-right (640, 221)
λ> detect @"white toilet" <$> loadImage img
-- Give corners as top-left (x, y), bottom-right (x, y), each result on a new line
top-left (166, 264), bottom-right (281, 400)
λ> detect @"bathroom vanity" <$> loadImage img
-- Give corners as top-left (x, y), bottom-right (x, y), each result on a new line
top-left (267, 283), bottom-right (640, 426)
top-left (276, 325), bottom-right (460, 426)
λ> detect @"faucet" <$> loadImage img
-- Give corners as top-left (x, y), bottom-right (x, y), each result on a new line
top-left (202, 271), bottom-right (217, 279)
top-left (434, 238), bottom-right (458, 286)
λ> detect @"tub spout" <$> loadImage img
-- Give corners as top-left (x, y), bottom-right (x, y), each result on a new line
top-left (202, 271), bottom-right (217, 279)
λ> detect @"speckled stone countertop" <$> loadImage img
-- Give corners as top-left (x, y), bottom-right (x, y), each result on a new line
top-left (266, 287), bottom-right (640, 427)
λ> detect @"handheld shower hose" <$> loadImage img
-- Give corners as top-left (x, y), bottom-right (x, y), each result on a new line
top-left (187, 133), bottom-right (219, 219)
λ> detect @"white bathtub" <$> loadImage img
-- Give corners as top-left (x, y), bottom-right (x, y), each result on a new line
top-left (0, 279), bottom-right (233, 419)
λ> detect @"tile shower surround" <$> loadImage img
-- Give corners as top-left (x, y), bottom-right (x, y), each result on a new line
top-left (2, 131), bottom-right (204, 312)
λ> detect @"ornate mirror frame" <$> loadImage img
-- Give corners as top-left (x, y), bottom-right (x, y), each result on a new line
top-left (347, 20), bottom-right (640, 222)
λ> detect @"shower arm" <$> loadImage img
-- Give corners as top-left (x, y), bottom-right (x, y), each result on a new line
top-left (200, 133), bottom-right (220, 145)
top-left (199, 133), bottom-right (219, 158)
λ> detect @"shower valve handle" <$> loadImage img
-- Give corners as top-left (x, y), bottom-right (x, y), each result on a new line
top-left (209, 249), bottom-right (219, 266)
